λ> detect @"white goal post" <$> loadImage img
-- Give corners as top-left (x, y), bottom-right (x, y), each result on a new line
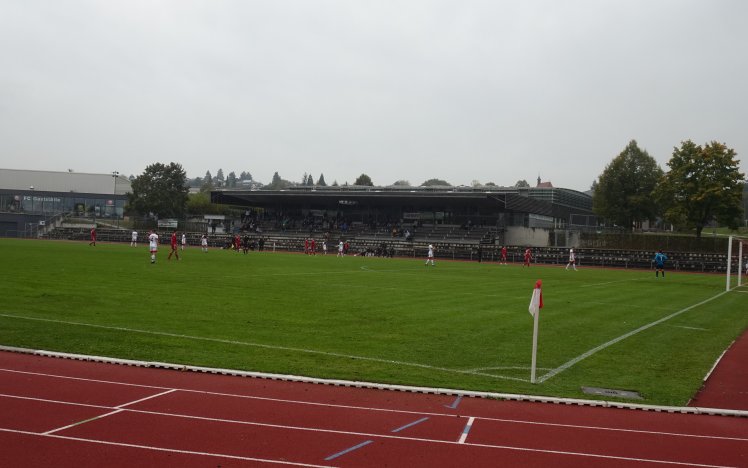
top-left (726, 235), bottom-right (747, 291)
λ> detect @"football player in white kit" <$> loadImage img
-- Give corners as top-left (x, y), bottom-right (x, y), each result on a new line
top-left (201, 234), bottom-right (208, 252)
top-left (337, 240), bottom-right (344, 257)
top-left (148, 230), bottom-right (159, 264)
top-left (181, 233), bottom-right (187, 251)
top-left (130, 230), bottom-right (138, 247)
top-left (425, 244), bottom-right (435, 266)
top-left (565, 248), bottom-right (577, 271)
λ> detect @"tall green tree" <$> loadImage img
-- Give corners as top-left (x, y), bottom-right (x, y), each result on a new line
top-left (128, 162), bottom-right (189, 218)
top-left (393, 180), bottom-right (411, 186)
top-left (227, 171), bottom-right (237, 188)
top-left (306, 174), bottom-right (314, 186)
top-left (354, 174), bottom-right (374, 186)
top-left (655, 140), bottom-right (744, 237)
top-left (316, 174), bottom-right (327, 186)
top-left (592, 140), bottom-right (663, 230)
top-left (514, 180), bottom-right (530, 188)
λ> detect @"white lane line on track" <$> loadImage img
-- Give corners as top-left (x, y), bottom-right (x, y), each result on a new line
top-left (116, 389), bottom-right (177, 409)
top-left (0, 427), bottom-right (333, 467)
top-left (43, 409), bottom-right (123, 435)
top-left (1, 383), bottom-right (746, 443)
top-left (0, 422), bottom-right (734, 468)
top-left (0, 313), bottom-right (528, 383)
top-left (457, 417), bottom-right (474, 443)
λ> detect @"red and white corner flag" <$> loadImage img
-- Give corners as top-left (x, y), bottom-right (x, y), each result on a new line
top-left (528, 279), bottom-right (543, 317)
top-left (528, 279), bottom-right (543, 383)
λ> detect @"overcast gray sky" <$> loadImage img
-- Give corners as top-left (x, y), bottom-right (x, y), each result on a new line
top-left (1, 0), bottom-right (745, 191)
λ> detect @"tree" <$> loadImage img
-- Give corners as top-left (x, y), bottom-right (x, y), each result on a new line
top-left (655, 140), bottom-right (744, 237)
top-left (592, 140), bottom-right (663, 230)
top-left (354, 174), bottom-right (374, 186)
top-left (421, 178), bottom-right (451, 187)
top-left (393, 180), bottom-right (411, 186)
top-left (227, 171), bottom-right (237, 188)
top-left (239, 171), bottom-right (252, 181)
top-left (317, 174), bottom-right (327, 186)
top-left (128, 162), bottom-right (189, 218)
top-left (471, 180), bottom-right (482, 187)
top-left (186, 191), bottom-right (227, 216)
top-left (301, 172), bottom-right (308, 185)
top-left (216, 169), bottom-right (225, 183)
top-left (485, 182), bottom-right (497, 187)
top-left (307, 174), bottom-right (314, 186)
top-left (265, 172), bottom-right (291, 190)
top-left (514, 180), bottom-right (530, 188)
top-left (201, 171), bottom-right (214, 193)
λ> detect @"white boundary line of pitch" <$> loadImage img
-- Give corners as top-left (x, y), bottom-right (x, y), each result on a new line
top-left (0, 313), bottom-right (528, 383)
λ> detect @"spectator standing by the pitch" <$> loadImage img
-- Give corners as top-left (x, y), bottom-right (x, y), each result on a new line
top-left (130, 230), bottom-right (138, 247)
top-left (181, 233), bottom-right (187, 251)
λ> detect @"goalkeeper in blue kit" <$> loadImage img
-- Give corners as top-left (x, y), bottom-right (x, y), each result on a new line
top-left (654, 250), bottom-right (668, 278)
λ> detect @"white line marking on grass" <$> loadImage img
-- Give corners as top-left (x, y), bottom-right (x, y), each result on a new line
top-left (0, 428), bottom-right (334, 467)
top-left (538, 290), bottom-right (729, 383)
top-left (0, 314), bottom-right (529, 383)
top-left (580, 277), bottom-right (650, 287)
top-left (670, 325), bottom-right (709, 331)
top-left (467, 366), bottom-right (552, 372)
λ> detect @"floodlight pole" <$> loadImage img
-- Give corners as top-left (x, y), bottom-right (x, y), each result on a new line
top-left (726, 236), bottom-right (733, 292)
top-left (531, 310), bottom-right (539, 384)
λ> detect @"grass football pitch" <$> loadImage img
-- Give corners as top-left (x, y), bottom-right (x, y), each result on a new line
top-left (1, 238), bottom-right (746, 406)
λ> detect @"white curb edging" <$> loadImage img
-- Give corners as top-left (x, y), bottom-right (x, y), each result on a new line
top-left (1, 345), bottom-right (745, 418)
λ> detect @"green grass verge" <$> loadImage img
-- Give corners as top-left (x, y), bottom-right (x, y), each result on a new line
top-left (1, 238), bottom-right (746, 406)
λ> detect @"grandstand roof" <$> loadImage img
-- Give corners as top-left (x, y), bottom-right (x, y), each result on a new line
top-left (0, 168), bottom-right (131, 195)
top-left (212, 185), bottom-right (593, 219)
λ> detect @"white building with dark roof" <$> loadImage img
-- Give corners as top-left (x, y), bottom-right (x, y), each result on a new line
top-left (0, 169), bottom-right (131, 237)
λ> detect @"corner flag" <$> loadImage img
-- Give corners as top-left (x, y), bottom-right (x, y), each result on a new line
top-left (528, 279), bottom-right (543, 317)
top-left (528, 279), bottom-right (543, 383)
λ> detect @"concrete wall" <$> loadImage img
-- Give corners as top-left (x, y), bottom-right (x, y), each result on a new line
top-left (505, 226), bottom-right (550, 247)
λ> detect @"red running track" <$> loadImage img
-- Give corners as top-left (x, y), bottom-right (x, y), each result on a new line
top-left (1, 351), bottom-right (746, 467)
top-left (690, 328), bottom-right (748, 411)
